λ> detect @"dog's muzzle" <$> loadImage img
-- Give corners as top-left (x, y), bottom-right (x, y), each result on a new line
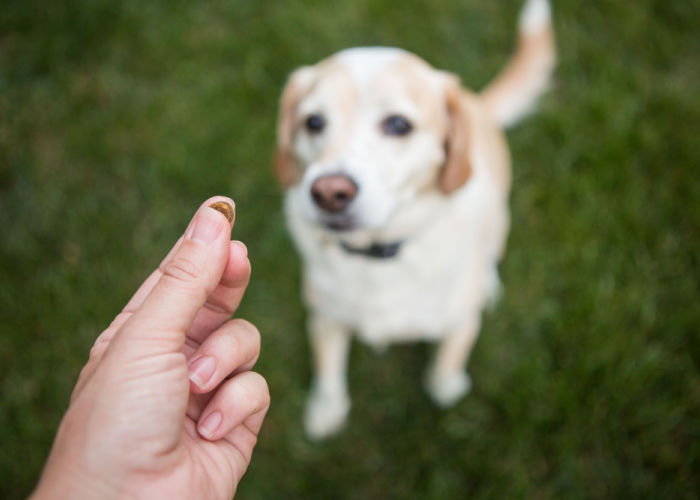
top-left (311, 173), bottom-right (358, 213)
top-left (311, 173), bottom-right (359, 231)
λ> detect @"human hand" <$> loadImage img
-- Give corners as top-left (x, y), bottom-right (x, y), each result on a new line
top-left (31, 197), bottom-right (269, 500)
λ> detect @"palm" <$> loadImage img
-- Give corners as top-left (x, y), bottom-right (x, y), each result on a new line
top-left (138, 419), bottom-right (252, 499)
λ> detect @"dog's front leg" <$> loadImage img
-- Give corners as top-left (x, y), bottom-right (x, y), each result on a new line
top-left (304, 313), bottom-right (352, 439)
top-left (425, 314), bottom-right (481, 407)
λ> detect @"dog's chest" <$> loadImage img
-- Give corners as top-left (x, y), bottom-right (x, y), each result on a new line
top-left (303, 221), bottom-right (484, 344)
top-left (287, 177), bottom-right (506, 345)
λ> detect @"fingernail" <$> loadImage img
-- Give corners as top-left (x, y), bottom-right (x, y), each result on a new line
top-left (190, 210), bottom-right (224, 245)
top-left (198, 410), bottom-right (222, 440)
top-left (188, 356), bottom-right (216, 389)
top-left (208, 201), bottom-right (235, 223)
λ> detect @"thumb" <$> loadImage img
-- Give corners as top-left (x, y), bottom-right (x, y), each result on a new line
top-left (114, 198), bottom-right (235, 357)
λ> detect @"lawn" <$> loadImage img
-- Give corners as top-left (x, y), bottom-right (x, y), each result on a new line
top-left (1, 0), bottom-right (698, 498)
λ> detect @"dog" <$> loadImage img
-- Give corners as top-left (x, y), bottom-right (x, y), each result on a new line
top-left (274, 0), bottom-right (555, 439)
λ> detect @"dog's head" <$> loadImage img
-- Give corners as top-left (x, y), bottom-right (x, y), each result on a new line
top-left (275, 48), bottom-right (477, 234)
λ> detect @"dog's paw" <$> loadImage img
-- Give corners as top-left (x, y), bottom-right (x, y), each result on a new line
top-left (424, 369), bottom-right (472, 407)
top-left (304, 389), bottom-right (351, 440)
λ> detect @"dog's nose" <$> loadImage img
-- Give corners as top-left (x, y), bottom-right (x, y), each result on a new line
top-left (310, 174), bottom-right (358, 213)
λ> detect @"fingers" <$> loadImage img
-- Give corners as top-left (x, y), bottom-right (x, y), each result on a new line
top-left (187, 319), bottom-right (261, 393)
top-left (206, 241), bottom-right (251, 315)
top-left (76, 196), bottom-right (252, 400)
top-left (186, 240), bottom-right (252, 344)
top-left (196, 371), bottom-right (270, 443)
top-left (183, 319), bottom-right (268, 450)
top-left (105, 239), bottom-right (251, 352)
top-left (113, 197), bottom-right (235, 357)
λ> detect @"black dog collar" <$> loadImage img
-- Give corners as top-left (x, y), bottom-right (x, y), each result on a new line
top-left (340, 241), bottom-right (403, 259)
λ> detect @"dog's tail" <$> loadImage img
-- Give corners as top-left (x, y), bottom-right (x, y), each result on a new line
top-left (480, 0), bottom-right (555, 128)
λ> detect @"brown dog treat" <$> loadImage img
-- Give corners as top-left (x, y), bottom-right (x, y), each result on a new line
top-left (208, 201), bottom-right (234, 223)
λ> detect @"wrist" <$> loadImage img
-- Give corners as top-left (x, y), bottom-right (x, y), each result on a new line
top-left (31, 413), bottom-right (130, 500)
top-left (31, 460), bottom-right (124, 500)
top-left (32, 473), bottom-right (120, 500)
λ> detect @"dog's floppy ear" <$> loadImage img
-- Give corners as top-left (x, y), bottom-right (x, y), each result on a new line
top-left (275, 66), bottom-right (315, 187)
top-left (441, 76), bottom-right (475, 194)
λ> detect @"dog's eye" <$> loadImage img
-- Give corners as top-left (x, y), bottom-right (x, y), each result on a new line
top-left (305, 114), bottom-right (326, 134)
top-left (382, 115), bottom-right (413, 136)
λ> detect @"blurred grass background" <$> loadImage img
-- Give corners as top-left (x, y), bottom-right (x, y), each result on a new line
top-left (1, 0), bottom-right (699, 498)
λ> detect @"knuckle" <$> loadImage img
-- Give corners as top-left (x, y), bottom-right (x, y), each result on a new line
top-left (231, 318), bottom-right (260, 346)
top-left (224, 327), bottom-right (242, 355)
top-left (162, 255), bottom-right (201, 284)
top-left (258, 373), bottom-right (271, 399)
top-left (89, 341), bottom-right (106, 360)
top-left (203, 299), bottom-right (234, 316)
top-left (245, 372), bottom-right (270, 410)
top-left (227, 319), bottom-right (261, 363)
top-left (108, 311), bottom-right (131, 330)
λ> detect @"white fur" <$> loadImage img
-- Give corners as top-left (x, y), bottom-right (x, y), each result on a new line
top-left (519, 0), bottom-right (551, 35)
top-left (283, 50), bottom-right (509, 440)
top-left (482, 0), bottom-right (555, 128)
top-left (286, 174), bottom-right (503, 344)
top-left (279, 1), bottom-right (553, 439)
top-left (336, 47), bottom-right (407, 88)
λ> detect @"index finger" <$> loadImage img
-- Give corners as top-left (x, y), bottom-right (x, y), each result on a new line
top-left (95, 197), bottom-right (236, 344)
top-left (111, 198), bottom-right (234, 357)
top-left (186, 240), bottom-right (251, 345)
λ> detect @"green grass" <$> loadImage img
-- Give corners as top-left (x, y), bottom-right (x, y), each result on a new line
top-left (1, 0), bottom-right (699, 498)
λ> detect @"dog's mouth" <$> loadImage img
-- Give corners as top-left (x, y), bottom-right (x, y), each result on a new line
top-left (320, 214), bottom-right (356, 232)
